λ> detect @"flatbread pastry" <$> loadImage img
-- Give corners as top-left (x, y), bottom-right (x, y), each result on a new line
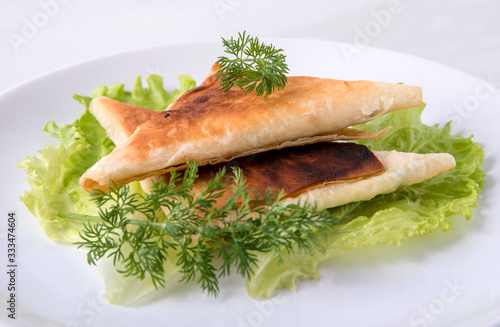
top-left (141, 144), bottom-right (455, 211)
top-left (88, 95), bottom-right (455, 212)
top-left (80, 65), bottom-right (423, 192)
top-left (285, 150), bottom-right (455, 210)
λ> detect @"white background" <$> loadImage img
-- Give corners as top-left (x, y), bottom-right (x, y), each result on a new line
top-left (1, 0), bottom-right (499, 94)
top-left (1, 1), bottom-right (499, 327)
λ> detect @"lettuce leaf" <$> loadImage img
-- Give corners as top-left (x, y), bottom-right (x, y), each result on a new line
top-left (246, 104), bottom-right (485, 298)
top-left (17, 74), bottom-right (196, 242)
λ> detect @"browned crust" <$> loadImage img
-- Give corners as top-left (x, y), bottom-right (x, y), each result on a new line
top-left (155, 142), bottom-right (385, 209)
top-left (194, 142), bottom-right (385, 198)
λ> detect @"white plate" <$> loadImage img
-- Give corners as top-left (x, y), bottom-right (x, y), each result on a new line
top-left (1, 39), bottom-right (499, 327)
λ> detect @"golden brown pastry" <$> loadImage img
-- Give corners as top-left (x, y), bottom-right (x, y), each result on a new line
top-left (80, 64), bottom-right (423, 192)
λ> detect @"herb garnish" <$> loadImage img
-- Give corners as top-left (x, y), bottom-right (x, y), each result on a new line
top-left (215, 31), bottom-right (289, 98)
top-left (60, 162), bottom-right (338, 296)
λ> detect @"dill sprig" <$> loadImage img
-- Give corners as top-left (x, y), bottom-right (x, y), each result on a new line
top-left (62, 162), bottom-right (338, 296)
top-left (216, 31), bottom-right (289, 98)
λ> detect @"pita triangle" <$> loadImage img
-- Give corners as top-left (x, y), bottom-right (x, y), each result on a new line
top-left (81, 64), bottom-right (424, 192)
